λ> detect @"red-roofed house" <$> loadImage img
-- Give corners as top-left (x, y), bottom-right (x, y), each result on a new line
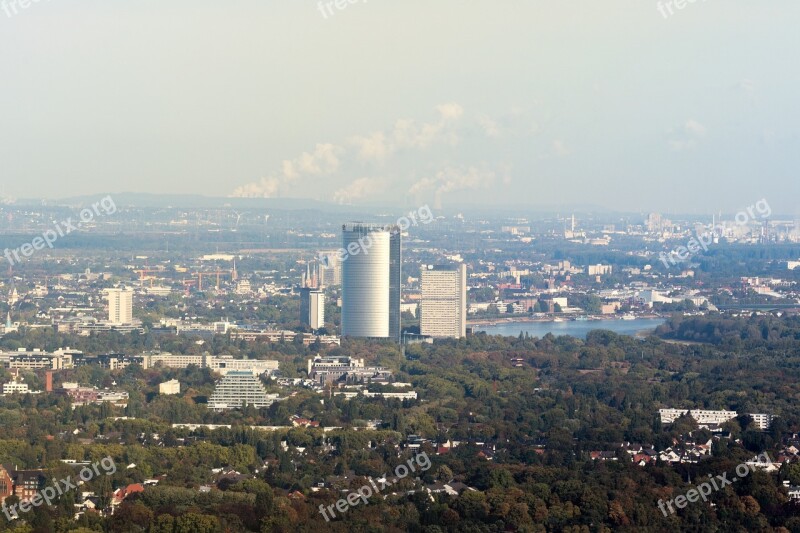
top-left (112, 483), bottom-right (144, 506)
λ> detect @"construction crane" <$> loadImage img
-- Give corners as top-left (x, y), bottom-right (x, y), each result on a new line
top-left (134, 268), bottom-right (165, 287)
top-left (195, 270), bottom-right (230, 291)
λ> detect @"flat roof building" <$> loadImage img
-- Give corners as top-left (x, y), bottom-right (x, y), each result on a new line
top-left (659, 408), bottom-right (775, 431)
top-left (300, 288), bottom-right (325, 330)
top-left (420, 264), bottom-right (467, 339)
top-left (341, 224), bottom-right (401, 341)
top-left (307, 355), bottom-right (392, 385)
top-left (107, 288), bottom-right (133, 325)
top-left (133, 353), bottom-right (279, 375)
top-left (159, 379), bottom-right (180, 395)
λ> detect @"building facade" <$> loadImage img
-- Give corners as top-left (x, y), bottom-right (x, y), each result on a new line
top-left (420, 264), bottom-right (467, 339)
top-left (659, 408), bottom-right (775, 430)
top-left (208, 371), bottom-right (277, 411)
top-left (341, 224), bottom-right (401, 340)
top-left (133, 353), bottom-right (279, 375)
top-left (659, 409), bottom-right (737, 425)
top-left (106, 288), bottom-right (133, 325)
top-left (2, 375), bottom-right (32, 394)
top-left (307, 355), bottom-right (392, 385)
top-left (0, 348), bottom-right (81, 370)
top-left (0, 466), bottom-right (46, 504)
top-left (159, 379), bottom-right (180, 395)
top-left (300, 288), bottom-right (325, 330)
top-left (0, 466), bottom-right (12, 503)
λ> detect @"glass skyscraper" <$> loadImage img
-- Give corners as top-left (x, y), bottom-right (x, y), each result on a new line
top-left (341, 223), bottom-right (401, 341)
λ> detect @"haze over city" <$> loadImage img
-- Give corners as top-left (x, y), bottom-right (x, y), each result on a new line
top-left (2, 3), bottom-right (800, 531)
top-left (2, 1), bottom-right (799, 213)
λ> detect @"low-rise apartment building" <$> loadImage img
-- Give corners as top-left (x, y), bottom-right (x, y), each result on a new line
top-left (659, 408), bottom-right (775, 430)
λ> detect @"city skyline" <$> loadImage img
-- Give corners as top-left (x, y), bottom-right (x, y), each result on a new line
top-left (2, 3), bottom-right (800, 530)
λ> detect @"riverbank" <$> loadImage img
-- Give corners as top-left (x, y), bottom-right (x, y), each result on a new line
top-left (468, 314), bottom-right (664, 327)
top-left (474, 317), bottom-right (667, 340)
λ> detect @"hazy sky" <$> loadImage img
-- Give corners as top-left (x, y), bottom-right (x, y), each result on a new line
top-left (1, 1), bottom-right (798, 214)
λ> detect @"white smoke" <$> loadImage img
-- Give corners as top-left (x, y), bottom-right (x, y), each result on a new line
top-left (409, 166), bottom-right (497, 209)
top-left (333, 177), bottom-right (383, 205)
top-left (231, 143), bottom-right (342, 198)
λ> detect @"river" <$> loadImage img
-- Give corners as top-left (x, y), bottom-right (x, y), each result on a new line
top-left (474, 317), bottom-right (666, 339)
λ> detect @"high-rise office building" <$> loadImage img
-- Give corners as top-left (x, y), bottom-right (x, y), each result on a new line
top-left (106, 288), bottom-right (133, 325)
top-left (341, 223), bottom-right (401, 340)
top-left (420, 264), bottom-right (467, 339)
top-left (300, 288), bottom-right (325, 330)
top-left (300, 262), bottom-right (325, 330)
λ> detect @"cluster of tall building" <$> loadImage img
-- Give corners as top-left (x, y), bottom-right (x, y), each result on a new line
top-left (336, 223), bottom-right (467, 341)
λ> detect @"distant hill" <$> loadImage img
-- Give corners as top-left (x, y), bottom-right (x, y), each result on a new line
top-left (11, 192), bottom-right (621, 218)
top-left (52, 193), bottom-right (337, 210)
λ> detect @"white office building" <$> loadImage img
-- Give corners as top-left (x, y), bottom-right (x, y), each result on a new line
top-left (659, 409), bottom-right (737, 425)
top-left (2, 375), bottom-right (34, 395)
top-left (300, 288), bottom-right (325, 330)
top-left (341, 224), bottom-right (401, 340)
top-left (106, 288), bottom-right (133, 325)
top-left (420, 264), bottom-right (467, 339)
top-left (159, 379), bottom-right (181, 395)
top-left (659, 408), bottom-right (775, 430)
top-left (136, 353), bottom-right (279, 375)
top-left (205, 356), bottom-right (280, 376)
top-left (749, 413), bottom-right (776, 431)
